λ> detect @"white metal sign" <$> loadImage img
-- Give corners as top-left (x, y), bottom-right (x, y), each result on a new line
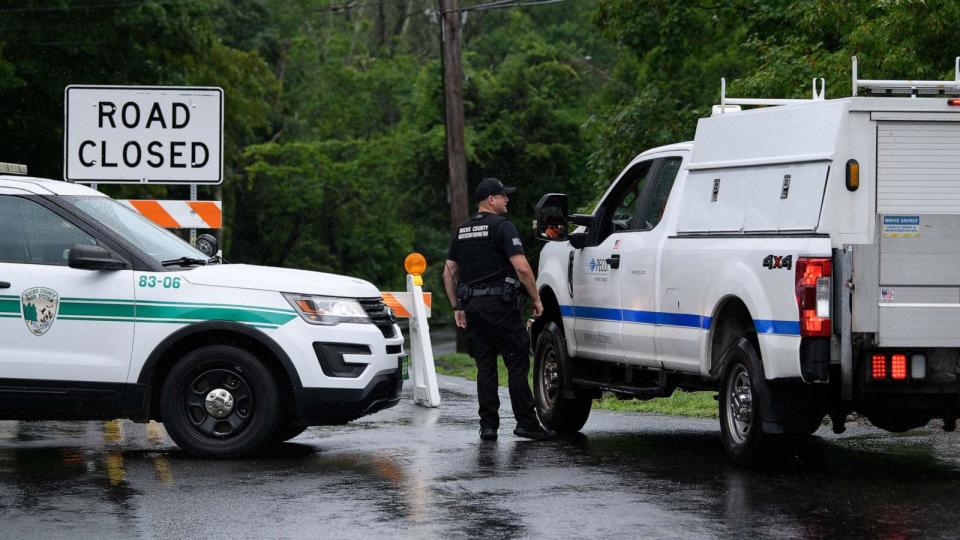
top-left (64, 85), bottom-right (223, 184)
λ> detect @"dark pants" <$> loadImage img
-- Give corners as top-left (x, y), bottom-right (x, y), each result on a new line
top-left (464, 296), bottom-right (539, 430)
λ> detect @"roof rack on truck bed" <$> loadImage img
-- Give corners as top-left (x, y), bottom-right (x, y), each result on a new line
top-left (852, 56), bottom-right (960, 97)
top-left (714, 56), bottom-right (960, 115)
top-left (714, 77), bottom-right (826, 115)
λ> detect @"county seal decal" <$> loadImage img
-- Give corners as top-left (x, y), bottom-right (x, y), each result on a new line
top-left (21, 287), bottom-right (59, 336)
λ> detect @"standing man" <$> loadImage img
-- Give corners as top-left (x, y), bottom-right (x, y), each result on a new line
top-left (443, 178), bottom-right (554, 441)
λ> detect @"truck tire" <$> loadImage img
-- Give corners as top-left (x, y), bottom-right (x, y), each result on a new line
top-left (534, 322), bottom-right (592, 433)
top-left (161, 344), bottom-right (280, 458)
top-left (719, 337), bottom-right (766, 465)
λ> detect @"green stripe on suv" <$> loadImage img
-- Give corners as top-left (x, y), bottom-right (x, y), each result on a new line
top-left (0, 298), bottom-right (18, 315)
top-left (2, 296), bottom-right (297, 329)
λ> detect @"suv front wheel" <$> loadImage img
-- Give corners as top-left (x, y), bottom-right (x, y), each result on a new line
top-left (161, 344), bottom-right (280, 458)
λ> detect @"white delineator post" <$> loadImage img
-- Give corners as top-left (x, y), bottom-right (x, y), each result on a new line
top-left (407, 272), bottom-right (441, 407)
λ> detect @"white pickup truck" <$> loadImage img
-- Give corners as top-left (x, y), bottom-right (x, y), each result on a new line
top-left (0, 167), bottom-right (405, 457)
top-left (531, 59), bottom-right (960, 463)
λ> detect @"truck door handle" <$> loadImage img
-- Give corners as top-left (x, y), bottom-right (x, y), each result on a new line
top-left (0, 282), bottom-right (9, 289)
top-left (606, 254), bottom-right (620, 269)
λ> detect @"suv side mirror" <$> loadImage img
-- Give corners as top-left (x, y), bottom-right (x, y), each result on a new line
top-left (534, 193), bottom-right (569, 242)
top-left (68, 244), bottom-right (127, 271)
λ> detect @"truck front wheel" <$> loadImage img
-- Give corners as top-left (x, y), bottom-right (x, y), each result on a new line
top-left (534, 322), bottom-right (592, 433)
top-left (161, 344), bottom-right (281, 458)
top-left (719, 337), bottom-right (766, 465)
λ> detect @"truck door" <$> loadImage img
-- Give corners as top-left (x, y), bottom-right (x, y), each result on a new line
top-left (619, 156), bottom-right (686, 368)
top-left (571, 160), bottom-right (654, 362)
top-left (0, 194), bottom-right (135, 384)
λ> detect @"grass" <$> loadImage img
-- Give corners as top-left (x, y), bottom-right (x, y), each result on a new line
top-left (434, 353), bottom-right (719, 418)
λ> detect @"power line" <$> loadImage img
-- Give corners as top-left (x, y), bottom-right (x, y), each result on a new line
top-left (0, 0), bottom-right (387, 15)
top-left (444, 0), bottom-right (569, 13)
top-left (0, 1), bottom-right (158, 14)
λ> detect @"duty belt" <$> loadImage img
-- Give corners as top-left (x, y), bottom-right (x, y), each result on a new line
top-left (466, 286), bottom-right (505, 298)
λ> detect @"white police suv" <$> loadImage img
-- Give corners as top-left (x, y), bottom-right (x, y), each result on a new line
top-left (0, 166), bottom-right (404, 457)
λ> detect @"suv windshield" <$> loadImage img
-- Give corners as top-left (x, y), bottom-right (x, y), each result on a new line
top-left (65, 196), bottom-right (210, 265)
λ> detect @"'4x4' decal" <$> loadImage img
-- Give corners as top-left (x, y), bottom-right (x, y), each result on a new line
top-left (762, 254), bottom-right (793, 270)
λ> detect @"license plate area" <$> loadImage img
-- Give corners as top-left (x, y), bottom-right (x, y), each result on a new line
top-left (400, 354), bottom-right (409, 380)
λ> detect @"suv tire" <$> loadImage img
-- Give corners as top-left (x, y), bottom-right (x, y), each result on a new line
top-left (719, 336), bottom-right (766, 466)
top-left (534, 321), bottom-right (592, 433)
top-left (161, 344), bottom-right (280, 458)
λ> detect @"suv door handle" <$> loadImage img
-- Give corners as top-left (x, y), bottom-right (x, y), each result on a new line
top-left (606, 254), bottom-right (620, 269)
top-left (0, 282), bottom-right (9, 289)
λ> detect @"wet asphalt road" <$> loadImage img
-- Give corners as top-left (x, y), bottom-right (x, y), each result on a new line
top-left (3, 376), bottom-right (960, 539)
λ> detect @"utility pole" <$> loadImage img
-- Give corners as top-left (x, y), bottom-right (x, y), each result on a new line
top-left (439, 0), bottom-right (468, 232)
top-left (439, 0), bottom-right (469, 352)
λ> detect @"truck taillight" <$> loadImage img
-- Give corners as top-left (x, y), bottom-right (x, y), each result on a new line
top-left (891, 354), bottom-right (908, 380)
top-left (871, 354), bottom-right (887, 380)
top-left (796, 257), bottom-right (832, 337)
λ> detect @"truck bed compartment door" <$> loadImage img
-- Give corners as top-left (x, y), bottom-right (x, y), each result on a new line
top-left (874, 119), bottom-right (960, 346)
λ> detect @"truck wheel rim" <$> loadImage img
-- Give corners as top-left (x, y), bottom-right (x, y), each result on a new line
top-left (185, 367), bottom-right (254, 440)
top-left (725, 364), bottom-right (753, 445)
top-left (538, 346), bottom-right (561, 411)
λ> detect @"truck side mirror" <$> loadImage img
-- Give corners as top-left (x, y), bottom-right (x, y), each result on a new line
top-left (568, 231), bottom-right (588, 249)
top-left (534, 193), bottom-right (569, 242)
top-left (68, 244), bottom-right (127, 271)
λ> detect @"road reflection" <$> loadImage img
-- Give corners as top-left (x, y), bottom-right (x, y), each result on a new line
top-left (0, 417), bottom-right (957, 537)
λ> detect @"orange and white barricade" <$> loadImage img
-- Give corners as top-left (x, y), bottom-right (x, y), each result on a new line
top-left (121, 200), bottom-right (222, 229)
top-left (384, 253), bottom-right (440, 408)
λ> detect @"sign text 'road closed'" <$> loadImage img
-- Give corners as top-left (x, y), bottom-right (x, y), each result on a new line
top-left (64, 86), bottom-right (223, 184)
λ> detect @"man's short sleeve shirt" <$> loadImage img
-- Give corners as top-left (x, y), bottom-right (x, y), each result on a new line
top-left (446, 212), bottom-right (523, 286)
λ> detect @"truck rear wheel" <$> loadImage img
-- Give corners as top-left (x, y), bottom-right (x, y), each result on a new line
top-left (719, 337), bottom-right (766, 465)
top-left (534, 322), bottom-right (592, 433)
top-left (161, 344), bottom-right (280, 458)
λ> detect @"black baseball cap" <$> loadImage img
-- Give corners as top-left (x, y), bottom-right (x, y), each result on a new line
top-left (475, 177), bottom-right (516, 201)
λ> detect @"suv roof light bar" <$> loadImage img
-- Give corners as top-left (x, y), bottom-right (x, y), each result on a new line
top-left (0, 162), bottom-right (28, 175)
top-left (852, 56), bottom-right (960, 97)
top-left (715, 77), bottom-right (825, 115)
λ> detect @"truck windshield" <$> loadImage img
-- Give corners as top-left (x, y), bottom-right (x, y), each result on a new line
top-left (65, 196), bottom-right (210, 265)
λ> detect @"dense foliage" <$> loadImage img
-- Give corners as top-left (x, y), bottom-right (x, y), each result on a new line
top-left (2, 0), bottom-right (959, 314)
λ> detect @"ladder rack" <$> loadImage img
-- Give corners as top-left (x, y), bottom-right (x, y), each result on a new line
top-left (852, 56), bottom-right (960, 96)
top-left (715, 77), bottom-right (825, 115)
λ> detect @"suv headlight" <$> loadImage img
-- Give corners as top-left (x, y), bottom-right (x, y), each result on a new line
top-left (282, 293), bottom-right (370, 326)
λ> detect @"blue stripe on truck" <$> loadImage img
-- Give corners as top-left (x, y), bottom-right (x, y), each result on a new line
top-left (558, 304), bottom-right (800, 336)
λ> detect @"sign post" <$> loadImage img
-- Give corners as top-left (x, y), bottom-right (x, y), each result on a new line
top-left (64, 85), bottom-right (224, 245)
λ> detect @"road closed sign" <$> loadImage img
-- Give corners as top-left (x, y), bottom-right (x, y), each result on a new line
top-left (64, 85), bottom-right (223, 184)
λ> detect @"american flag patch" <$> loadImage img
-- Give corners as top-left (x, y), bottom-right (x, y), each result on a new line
top-left (880, 288), bottom-right (894, 302)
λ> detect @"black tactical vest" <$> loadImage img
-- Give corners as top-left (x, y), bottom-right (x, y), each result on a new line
top-left (452, 212), bottom-right (517, 288)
